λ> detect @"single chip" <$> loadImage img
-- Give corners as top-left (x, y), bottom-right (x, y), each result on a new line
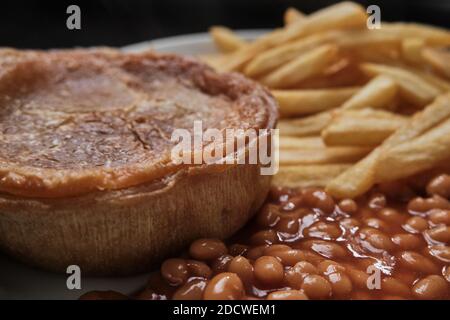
top-left (272, 164), bottom-right (351, 188)
top-left (322, 109), bottom-right (408, 147)
top-left (273, 87), bottom-right (359, 117)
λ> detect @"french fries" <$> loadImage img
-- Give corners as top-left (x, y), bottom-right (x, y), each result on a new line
top-left (209, 26), bottom-right (247, 53)
top-left (280, 146), bottom-right (371, 165)
top-left (380, 22), bottom-right (450, 46)
top-left (322, 109), bottom-right (408, 147)
top-left (273, 87), bottom-right (359, 117)
top-left (208, 3), bottom-right (450, 194)
top-left (360, 63), bottom-right (442, 106)
top-left (326, 94), bottom-right (450, 198)
top-left (273, 164), bottom-right (351, 188)
top-left (244, 29), bottom-right (400, 78)
top-left (220, 2), bottom-right (367, 72)
top-left (261, 44), bottom-right (339, 88)
top-left (401, 38), bottom-right (425, 64)
top-left (279, 136), bottom-right (325, 149)
top-left (278, 112), bottom-right (333, 137)
top-left (422, 48), bottom-right (450, 79)
top-left (340, 75), bottom-right (398, 110)
top-left (279, 2), bottom-right (367, 44)
top-left (376, 116), bottom-right (450, 182)
top-left (244, 32), bottom-right (337, 77)
top-left (284, 7), bottom-right (305, 25)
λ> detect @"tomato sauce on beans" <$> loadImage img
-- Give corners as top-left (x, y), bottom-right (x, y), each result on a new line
top-left (82, 174), bottom-right (450, 300)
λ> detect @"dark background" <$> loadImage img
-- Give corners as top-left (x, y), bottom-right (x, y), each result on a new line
top-left (1, 0), bottom-right (449, 49)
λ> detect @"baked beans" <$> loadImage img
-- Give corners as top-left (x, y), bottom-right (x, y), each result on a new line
top-left (254, 256), bottom-right (284, 286)
top-left (172, 278), bottom-right (208, 300)
top-left (228, 256), bottom-right (254, 286)
top-left (426, 174), bottom-right (450, 198)
top-left (83, 174), bottom-right (450, 300)
top-left (161, 258), bottom-right (189, 286)
top-left (338, 199), bottom-right (358, 215)
top-left (203, 273), bottom-right (245, 300)
top-left (301, 274), bottom-right (332, 299)
top-left (412, 275), bottom-right (448, 300)
top-left (189, 239), bottom-right (227, 261)
top-left (211, 254), bottom-right (233, 274)
top-left (267, 289), bottom-right (308, 300)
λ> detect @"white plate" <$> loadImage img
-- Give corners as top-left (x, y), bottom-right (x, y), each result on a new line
top-left (0, 30), bottom-right (264, 300)
top-left (123, 29), bottom-right (267, 54)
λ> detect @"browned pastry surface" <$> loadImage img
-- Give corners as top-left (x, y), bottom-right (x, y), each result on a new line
top-left (0, 48), bottom-right (277, 197)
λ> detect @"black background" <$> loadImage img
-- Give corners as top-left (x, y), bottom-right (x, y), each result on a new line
top-left (0, 0), bottom-right (449, 49)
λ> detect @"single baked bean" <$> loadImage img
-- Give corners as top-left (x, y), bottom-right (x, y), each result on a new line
top-left (327, 272), bottom-right (353, 297)
top-left (250, 229), bottom-right (278, 245)
top-left (79, 290), bottom-right (128, 300)
top-left (284, 269), bottom-right (304, 290)
top-left (161, 258), bottom-right (189, 286)
top-left (345, 267), bottom-right (369, 289)
top-left (302, 189), bottom-right (335, 214)
top-left (338, 199), bottom-right (358, 215)
top-left (228, 256), bottom-right (254, 286)
top-left (428, 209), bottom-right (450, 225)
top-left (246, 245), bottom-right (268, 261)
top-left (425, 225), bottom-right (450, 243)
top-left (378, 208), bottom-right (405, 224)
top-left (304, 221), bottom-right (342, 240)
top-left (391, 234), bottom-right (424, 250)
top-left (257, 204), bottom-right (281, 227)
top-left (368, 193), bottom-right (386, 211)
top-left (267, 290), bottom-right (308, 300)
top-left (281, 195), bottom-right (304, 211)
top-left (339, 218), bottom-right (361, 231)
top-left (228, 244), bottom-right (249, 257)
top-left (275, 215), bottom-right (300, 234)
top-left (359, 228), bottom-right (394, 251)
top-left (408, 195), bottom-right (450, 213)
top-left (302, 240), bottom-right (347, 259)
top-left (211, 254), bottom-right (233, 274)
top-left (172, 279), bottom-right (208, 300)
top-left (254, 256), bottom-right (284, 286)
top-left (263, 244), bottom-right (291, 255)
top-left (363, 218), bottom-right (389, 232)
top-left (427, 245), bottom-right (450, 262)
top-left (412, 275), bottom-right (448, 300)
top-left (203, 273), bottom-right (245, 300)
top-left (317, 260), bottom-right (346, 275)
top-left (186, 260), bottom-right (212, 279)
top-left (292, 261), bottom-right (318, 275)
top-left (397, 251), bottom-right (439, 274)
top-left (381, 277), bottom-right (410, 297)
top-left (267, 249), bottom-right (306, 266)
top-left (301, 274), bottom-right (332, 299)
top-left (189, 239), bottom-right (227, 261)
top-left (426, 174), bottom-right (450, 198)
top-left (404, 216), bottom-right (428, 233)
